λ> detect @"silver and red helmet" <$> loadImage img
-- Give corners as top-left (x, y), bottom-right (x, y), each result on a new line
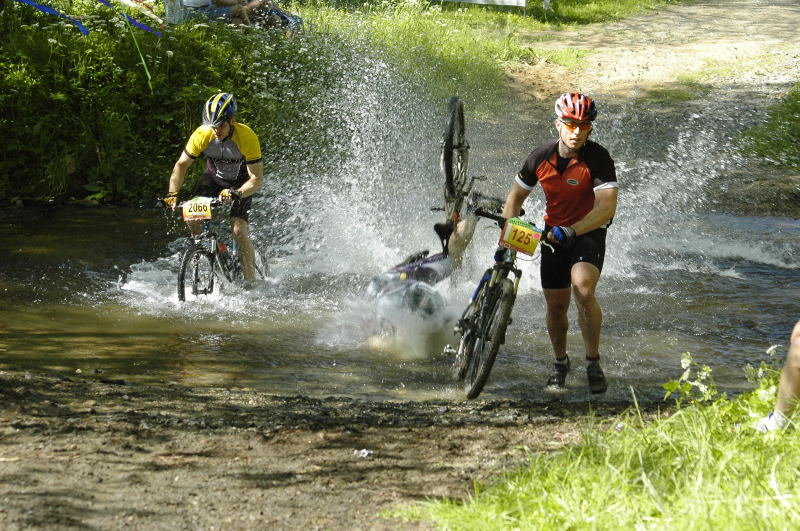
top-left (554, 92), bottom-right (597, 122)
top-left (202, 92), bottom-right (237, 127)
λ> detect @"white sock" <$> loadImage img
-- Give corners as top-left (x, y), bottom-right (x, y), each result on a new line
top-left (755, 410), bottom-right (789, 433)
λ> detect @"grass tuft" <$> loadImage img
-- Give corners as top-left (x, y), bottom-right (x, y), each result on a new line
top-left (739, 83), bottom-right (800, 171)
top-left (399, 351), bottom-right (800, 529)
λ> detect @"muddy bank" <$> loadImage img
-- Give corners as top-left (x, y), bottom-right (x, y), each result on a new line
top-left (0, 369), bottom-right (643, 530)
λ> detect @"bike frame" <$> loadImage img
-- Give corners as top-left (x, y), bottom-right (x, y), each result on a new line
top-left (173, 197), bottom-right (244, 301)
top-left (449, 206), bottom-right (546, 398)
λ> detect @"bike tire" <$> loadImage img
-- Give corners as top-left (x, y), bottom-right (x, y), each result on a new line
top-left (441, 96), bottom-right (468, 216)
top-left (254, 248), bottom-right (269, 279)
top-left (216, 248), bottom-right (243, 283)
top-left (178, 247), bottom-right (216, 302)
top-left (463, 278), bottom-right (515, 399)
top-left (451, 326), bottom-right (475, 382)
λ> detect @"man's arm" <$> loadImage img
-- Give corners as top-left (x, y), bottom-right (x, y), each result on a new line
top-left (168, 151), bottom-right (195, 197)
top-left (570, 187), bottom-right (618, 236)
top-left (235, 161), bottom-right (264, 198)
top-left (502, 181), bottom-right (531, 219)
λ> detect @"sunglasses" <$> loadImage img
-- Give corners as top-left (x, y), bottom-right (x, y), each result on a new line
top-left (560, 120), bottom-right (592, 132)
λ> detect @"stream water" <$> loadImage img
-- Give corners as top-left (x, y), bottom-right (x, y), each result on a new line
top-left (2, 73), bottom-right (798, 405)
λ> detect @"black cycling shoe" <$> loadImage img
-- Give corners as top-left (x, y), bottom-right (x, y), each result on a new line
top-left (587, 360), bottom-right (608, 394)
top-left (546, 356), bottom-right (570, 388)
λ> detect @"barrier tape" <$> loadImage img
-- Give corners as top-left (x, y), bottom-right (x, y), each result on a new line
top-left (11, 0), bottom-right (90, 35)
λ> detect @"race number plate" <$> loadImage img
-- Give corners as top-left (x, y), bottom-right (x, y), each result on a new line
top-left (181, 197), bottom-right (213, 222)
top-left (498, 218), bottom-right (542, 256)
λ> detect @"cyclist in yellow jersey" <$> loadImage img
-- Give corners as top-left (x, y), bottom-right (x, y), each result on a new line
top-left (164, 92), bottom-right (264, 282)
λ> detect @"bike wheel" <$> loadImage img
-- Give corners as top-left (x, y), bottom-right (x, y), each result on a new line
top-left (441, 96), bottom-right (469, 217)
top-left (215, 248), bottom-right (242, 283)
top-left (463, 278), bottom-right (515, 399)
top-left (178, 248), bottom-right (216, 302)
top-left (254, 248), bottom-right (269, 279)
top-left (451, 327), bottom-right (475, 382)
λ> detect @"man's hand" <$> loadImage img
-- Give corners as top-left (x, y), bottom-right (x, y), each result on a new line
top-left (494, 245), bottom-right (507, 263)
top-left (219, 188), bottom-right (239, 203)
top-left (548, 226), bottom-right (576, 248)
top-left (163, 193), bottom-right (179, 209)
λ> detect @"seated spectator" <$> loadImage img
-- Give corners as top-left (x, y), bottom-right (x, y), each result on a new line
top-left (182, 0), bottom-right (265, 24)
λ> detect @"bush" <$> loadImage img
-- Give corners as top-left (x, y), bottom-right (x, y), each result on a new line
top-left (0, 1), bottom-right (362, 204)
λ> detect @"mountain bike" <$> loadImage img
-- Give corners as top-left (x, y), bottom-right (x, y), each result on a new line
top-left (169, 196), bottom-right (266, 302)
top-left (448, 207), bottom-right (546, 399)
top-left (366, 96), bottom-right (501, 322)
top-left (440, 95), bottom-right (473, 229)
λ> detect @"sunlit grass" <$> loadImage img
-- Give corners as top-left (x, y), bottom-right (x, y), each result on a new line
top-left (398, 352), bottom-right (800, 529)
top-left (641, 78), bottom-right (712, 104)
top-left (740, 82), bottom-right (800, 171)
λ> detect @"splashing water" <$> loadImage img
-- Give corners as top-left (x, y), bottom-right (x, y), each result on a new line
top-left (3, 44), bottom-right (798, 401)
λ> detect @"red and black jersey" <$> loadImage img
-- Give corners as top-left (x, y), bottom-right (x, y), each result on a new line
top-left (517, 140), bottom-right (617, 227)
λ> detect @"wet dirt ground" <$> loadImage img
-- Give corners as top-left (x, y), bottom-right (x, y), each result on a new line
top-left (2, 1), bottom-right (799, 529)
top-left (1, 370), bottom-right (634, 529)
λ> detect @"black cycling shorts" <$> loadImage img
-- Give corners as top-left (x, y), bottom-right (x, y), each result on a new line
top-left (540, 227), bottom-right (607, 290)
top-left (193, 173), bottom-right (252, 222)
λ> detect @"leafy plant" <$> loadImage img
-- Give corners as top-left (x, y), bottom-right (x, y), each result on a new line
top-left (663, 351), bottom-right (719, 407)
top-left (739, 83), bottom-right (800, 171)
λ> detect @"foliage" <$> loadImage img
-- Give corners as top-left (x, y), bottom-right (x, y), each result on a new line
top-left (0, 1), bottom-right (357, 204)
top-left (739, 83), bottom-right (800, 171)
top-left (662, 351), bottom-right (718, 407)
top-left (1, 0), bottom-right (696, 204)
top-left (401, 347), bottom-right (800, 529)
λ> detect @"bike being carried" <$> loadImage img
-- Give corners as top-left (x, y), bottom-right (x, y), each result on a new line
top-left (163, 92), bottom-right (268, 298)
top-left (449, 207), bottom-right (548, 398)
top-left (449, 92), bottom-right (620, 399)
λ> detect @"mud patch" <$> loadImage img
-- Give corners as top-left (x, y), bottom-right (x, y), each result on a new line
top-left (0, 370), bottom-right (639, 529)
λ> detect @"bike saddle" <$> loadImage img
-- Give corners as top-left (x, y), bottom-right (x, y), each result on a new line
top-left (434, 221), bottom-right (455, 240)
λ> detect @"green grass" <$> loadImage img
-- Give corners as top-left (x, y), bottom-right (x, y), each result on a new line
top-left (739, 83), bottom-right (800, 171)
top-left (640, 78), bottom-right (712, 104)
top-left (399, 353), bottom-right (800, 529)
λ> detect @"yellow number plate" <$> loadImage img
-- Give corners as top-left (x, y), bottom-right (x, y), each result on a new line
top-left (498, 218), bottom-right (542, 256)
top-left (181, 197), bottom-right (213, 222)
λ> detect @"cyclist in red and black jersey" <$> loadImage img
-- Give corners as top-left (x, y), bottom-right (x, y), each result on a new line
top-left (500, 92), bottom-right (619, 394)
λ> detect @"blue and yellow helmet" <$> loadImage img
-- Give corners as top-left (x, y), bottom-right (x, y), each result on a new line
top-left (202, 92), bottom-right (237, 127)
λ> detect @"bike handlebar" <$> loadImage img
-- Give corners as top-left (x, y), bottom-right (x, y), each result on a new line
top-left (473, 206), bottom-right (526, 227)
top-left (157, 190), bottom-right (241, 209)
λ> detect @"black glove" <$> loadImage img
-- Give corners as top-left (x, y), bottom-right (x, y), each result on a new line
top-left (550, 226), bottom-right (576, 248)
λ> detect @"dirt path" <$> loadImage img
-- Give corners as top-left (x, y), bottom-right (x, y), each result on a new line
top-left (1, 371), bottom-right (633, 530)
top-left (2, 2), bottom-right (799, 529)
top-left (512, 0), bottom-right (800, 100)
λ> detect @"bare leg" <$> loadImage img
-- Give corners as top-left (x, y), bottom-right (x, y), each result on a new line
top-left (776, 320), bottom-right (800, 417)
top-left (231, 217), bottom-right (255, 281)
top-left (570, 262), bottom-right (602, 359)
top-left (448, 216), bottom-right (478, 270)
top-left (543, 288), bottom-right (571, 360)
